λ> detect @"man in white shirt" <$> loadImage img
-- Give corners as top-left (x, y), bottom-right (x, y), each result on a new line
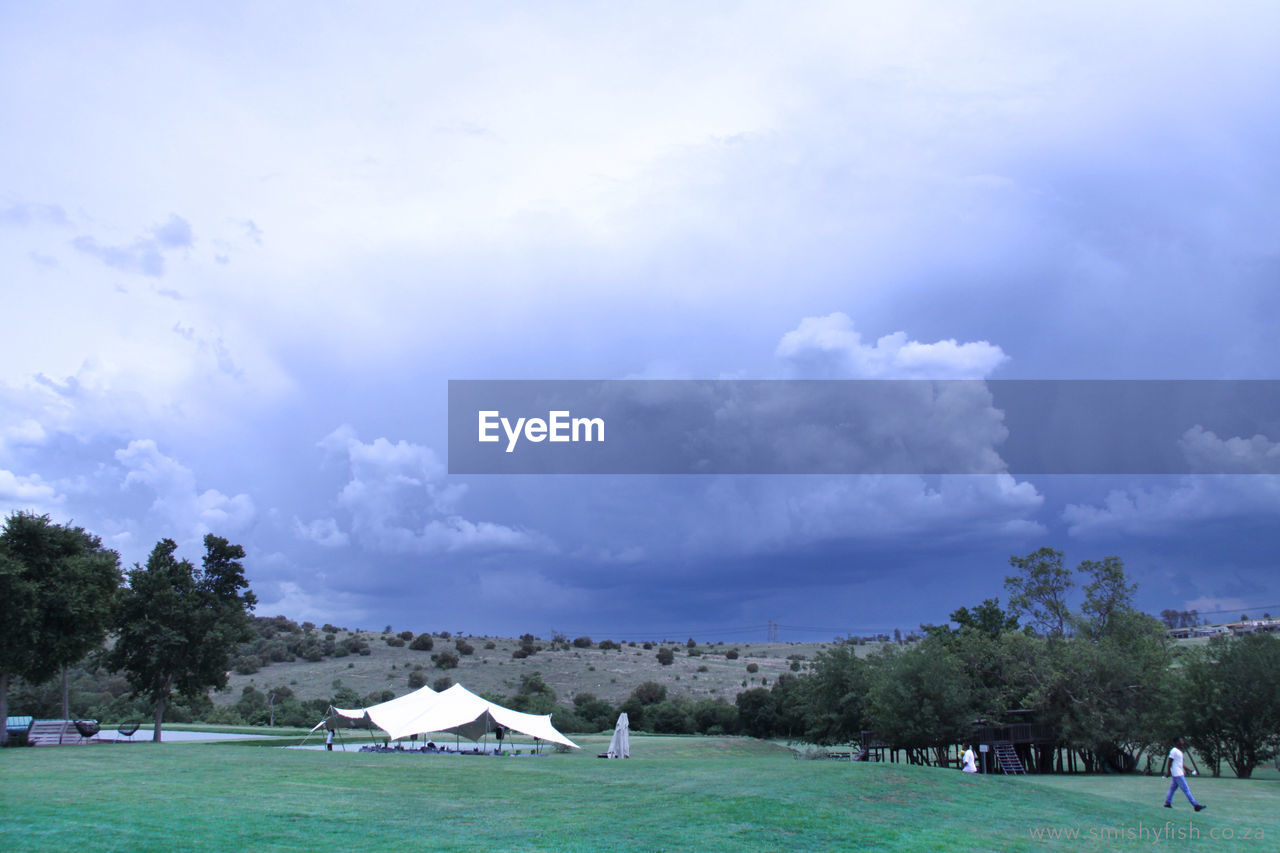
top-left (1163, 737), bottom-right (1205, 811)
top-left (961, 745), bottom-right (978, 773)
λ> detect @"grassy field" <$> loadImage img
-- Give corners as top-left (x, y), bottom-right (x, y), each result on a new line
top-left (3, 736), bottom-right (1277, 852)
top-left (219, 633), bottom-right (857, 708)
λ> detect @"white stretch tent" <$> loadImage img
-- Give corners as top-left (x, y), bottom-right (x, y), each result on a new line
top-left (606, 712), bottom-right (630, 758)
top-left (327, 684), bottom-right (438, 734)
top-left (323, 683), bottom-right (579, 750)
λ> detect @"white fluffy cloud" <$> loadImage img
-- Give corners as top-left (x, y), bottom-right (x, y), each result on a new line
top-left (1063, 475), bottom-right (1280, 538)
top-left (685, 473), bottom-right (1044, 555)
top-left (0, 468), bottom-right (62, 511)
top-left (306, 425), bottom-right (547, 554)
top-left (1181, 426), bottom-right (1280, 474)
top-left (776, 313), bottom-right (1009, 379)
top-left (1062, 427), bottom-right (1280, 537)
top-left (116, 438), bottom-right (256, 539)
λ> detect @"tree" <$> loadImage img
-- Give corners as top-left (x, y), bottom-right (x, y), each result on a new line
top-left (107, 535), bottom-right (256, 741)
top-left (0, 512), bottom-right (121, 744)
top-left (865, 639), bottom-right (973, 766)
top-left (1181, 633), bottom-right (1280, 778)
top-left (1078, 556), bottom-right (1136, 636)
top-left (1005, 547), bottom-right (1074, 637)
top-left (656, 647), bottom-right (675, 666)
top-left (799, 641), bottom-right (870, 744)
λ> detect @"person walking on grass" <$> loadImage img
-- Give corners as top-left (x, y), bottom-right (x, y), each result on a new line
top-left (961, 744), bottom-right (978, 773)
top-left (326, 728), bottom-right (334, 751)
top-left (1163, 737), bottom-right (1205, 811)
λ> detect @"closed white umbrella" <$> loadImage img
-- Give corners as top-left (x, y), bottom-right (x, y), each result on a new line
top-left (606, 712), bottom-right (630, 759)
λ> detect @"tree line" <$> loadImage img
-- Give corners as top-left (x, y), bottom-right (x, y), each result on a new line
top-left (1, 512), bottom-right (255, 743)
top-left (718, 547), bottom-right (1280, 778)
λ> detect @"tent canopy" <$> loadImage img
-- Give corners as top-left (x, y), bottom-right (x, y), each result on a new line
top-left (324, 683), bottom-right (578, 749)
top-left (329, 684), bottom-right (437, 734)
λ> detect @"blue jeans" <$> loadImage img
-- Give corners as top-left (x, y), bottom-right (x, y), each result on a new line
top-left (1166, 775), bottom-right (1200, 807)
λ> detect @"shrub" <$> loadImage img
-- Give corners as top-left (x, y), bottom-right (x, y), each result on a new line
top-left (432, 676), bottom-right (453, 691)
top-left (484, 641), bottom-right (496, 649)
top-left (432, 651), bottom-right (460, 669)
top-left (409, 634), bottom-right (434, 651)
top-left (656, 647), bottom-right (675, 666)
top-left (642, 642), bottom-right (653, 650)
top-left (725, 649), bottom-right (739, 660)
top-left (398, 630), bottom-right (414, 641)
top-left (573, 636), bottom-right (593, 648)
top-left (790, 660), bottom-right (802, 671)
top-left (233, 655), bottom-right (261, 675)
top-left (629, 681), bottom-right (667, 706)
top-left (455, 639), bottom-right (475, 656)
top-left (341, 636), bottom-right (369, 655)
top-left (687, 647), bottom-right (702, 657)
top-left (407, 670), bottom-right (427, 689)
top-left (512, 648), bottom-right (530, 659)
top-left (686, 638), bottom-right (697, 648)
top-left (386, 636), bottom-right (406, 647)
top-left (439, 631), bottom-right (452, 639)
top-left (746, 663), bottom-right (759, 673)
top-left (598, 640), bottom-right (620, 651)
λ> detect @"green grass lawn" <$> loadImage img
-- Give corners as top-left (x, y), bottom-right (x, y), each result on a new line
top-left (2, 736), bottom-right (1277, 852)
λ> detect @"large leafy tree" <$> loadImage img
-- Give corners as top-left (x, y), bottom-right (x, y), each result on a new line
top-left (799, 641), bottom-right (870, 744)
top-left (1180, 633), bottom-right (1280, 778)
top-left (0, 512), bottom-right (121, 745)
top-left (864, 638), bottom-right (973, 766)
top-left (108, 535), bottom-right (256, 741)
top-left (1005, 547), bottom-right (1074, 637)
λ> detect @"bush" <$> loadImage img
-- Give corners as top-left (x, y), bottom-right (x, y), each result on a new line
top-left (455, 640), bottom-right (475, 655)
top-left (687, 647), bottom-right (702, 657)
top-left (746, 663), bottom-right (759, 673)
top-left (233, 655), bottom-right (262, 675)
top-left (398, 630), bottom-right (414, 641)
top-left (725, 649), bottom-right (739, 660)
top-left (642, 642), bottom-right (653, 650)
top-left (432, 651), bottom-right (460, 669)
top-left (656, 648), bottom-right (675, 666)
top-left (484, 641), bottom-right (496, 649)
top-left (686, 638), bottom-right (697, 648)
top-left (407, 670), bottom-right (427, 689)
top-left (386, 636), bottom-right (406, 647)
top-left (573, 636), bottom-right (593, 648)
top-left (341, 636), bottom-right (369, 655)
top-left (512, 648), bottom-right (530, 659)
top-left (432, 676), bottom-right (453, 691)
top-left (629, 681), bottom-right (667, 706)
top-left (598, 640), bottom-right (620, 651)
top-left (409, 634), bottom-right (434, 651)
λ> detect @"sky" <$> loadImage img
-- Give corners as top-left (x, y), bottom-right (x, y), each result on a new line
top-left (2, 1), bottom-right (1278, 641)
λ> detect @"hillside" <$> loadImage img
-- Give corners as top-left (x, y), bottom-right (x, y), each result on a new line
top-left (217, 624), bottom-right (880, 709)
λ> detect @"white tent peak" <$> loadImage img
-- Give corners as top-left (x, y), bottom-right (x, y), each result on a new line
top-left (325, 681), bottom-right (578, 749)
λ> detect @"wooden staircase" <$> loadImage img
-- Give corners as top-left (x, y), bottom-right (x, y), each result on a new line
top-left (993, 741), bottom-right (1026, 774)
